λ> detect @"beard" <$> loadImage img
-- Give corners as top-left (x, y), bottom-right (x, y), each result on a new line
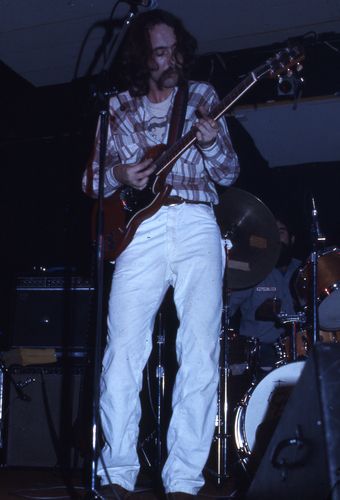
top-left (276, 242), bottom-right (294, 268)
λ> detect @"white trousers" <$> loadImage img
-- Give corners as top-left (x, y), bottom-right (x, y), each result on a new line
top-left (98, 203), bottom-right (224, 495)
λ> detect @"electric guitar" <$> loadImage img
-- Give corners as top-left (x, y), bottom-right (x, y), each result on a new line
top-left (93, 45), bottom-right (304, 260)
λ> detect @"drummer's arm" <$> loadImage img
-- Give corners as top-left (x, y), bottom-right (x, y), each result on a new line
top-left (228, 288), bottom-right (253, 317)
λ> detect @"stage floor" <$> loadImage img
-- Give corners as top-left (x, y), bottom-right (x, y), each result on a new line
top-left (0, 467), bottom-right (242, 499)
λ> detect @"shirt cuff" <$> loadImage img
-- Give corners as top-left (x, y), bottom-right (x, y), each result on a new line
top-left (199, 139), bottom-right (220, 157)
top-left (108, 165), bottom-right (123, 189)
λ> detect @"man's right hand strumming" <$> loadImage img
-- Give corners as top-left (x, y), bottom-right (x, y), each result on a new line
top-left (114, 158), bottom-right (155, 190)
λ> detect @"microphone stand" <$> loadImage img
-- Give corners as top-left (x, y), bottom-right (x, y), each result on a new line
top-left (84, 6), bottom-right (141, 500)
top-left (85, 110), bottom-right (108, 500)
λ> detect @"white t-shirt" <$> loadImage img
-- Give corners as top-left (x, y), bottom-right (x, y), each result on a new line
top-left (143, 88), bottom-right (176, 143)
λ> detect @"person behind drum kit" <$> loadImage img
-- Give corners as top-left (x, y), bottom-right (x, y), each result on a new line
top-left (82, 8), bottom-right (239, 499)
top-left (229, 219), bottom-right (301, 372)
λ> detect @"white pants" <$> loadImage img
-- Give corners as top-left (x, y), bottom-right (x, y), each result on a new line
top-left (98, 203), bottom-right (224, 495)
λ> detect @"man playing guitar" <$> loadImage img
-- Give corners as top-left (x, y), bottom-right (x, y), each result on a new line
top-left (82, 9), bottom-right (239, 499)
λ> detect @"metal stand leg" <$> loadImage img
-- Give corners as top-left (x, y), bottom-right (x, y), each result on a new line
top-left (155, 311), bottom-right (165, 473)
top-left (213, 242), bottom-right (233, 485)
top-left (215, 327), bottom-right (230, 485)
top-left (136, 308), bottom-right (166, 491)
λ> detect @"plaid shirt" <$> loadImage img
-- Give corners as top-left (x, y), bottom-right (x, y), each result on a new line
top-left (83, 81), bottom-right (239, 204)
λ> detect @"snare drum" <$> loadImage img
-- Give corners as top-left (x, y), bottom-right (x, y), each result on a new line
top-left (296, 247), bottom-right (340, 331)
top-left (234, 361), bottom-right (305, 471)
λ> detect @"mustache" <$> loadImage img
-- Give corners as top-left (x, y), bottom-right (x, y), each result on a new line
top-left (158, 65), bottom-right (183, 82)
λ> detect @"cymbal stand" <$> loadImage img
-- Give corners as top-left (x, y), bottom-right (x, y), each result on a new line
top-left (310, 196), bottom-right (326, 345)
top-left (214, 239), bottom-right (233, 484)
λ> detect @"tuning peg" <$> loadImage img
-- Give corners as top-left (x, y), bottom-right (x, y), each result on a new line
top-left (286, 69), bottom-right (293, 78)
top-left (296, 62), bottom-right (303, 72)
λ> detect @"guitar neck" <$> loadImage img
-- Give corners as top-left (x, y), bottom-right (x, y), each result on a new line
top-left (155, 73), bottom-right (258, 175)
top-left (211, 72), bottom-right (258, 121)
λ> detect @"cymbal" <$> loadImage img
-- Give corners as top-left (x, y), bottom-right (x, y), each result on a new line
top-left (215, 187), bottom-right (281, 289)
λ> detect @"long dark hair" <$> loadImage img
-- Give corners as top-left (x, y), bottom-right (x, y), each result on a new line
top-left (121, 9), bottom-right (197, 96)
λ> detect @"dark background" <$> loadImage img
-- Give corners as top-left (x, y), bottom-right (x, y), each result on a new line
top-left (1, 37), bottom-right (340, 345)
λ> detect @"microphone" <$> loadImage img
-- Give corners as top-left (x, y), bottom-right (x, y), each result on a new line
top-left (311, 196), bottom-right (325, 242)
top-left (124, 0), bottom-right (158, 8)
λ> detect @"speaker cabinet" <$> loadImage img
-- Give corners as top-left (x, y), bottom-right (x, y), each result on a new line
top-left (246, 343), bottom-right (340, 500)
top-left (4, 366), bottom-right (84, 467)
top-left (12, 276), bottom-right (94, 349)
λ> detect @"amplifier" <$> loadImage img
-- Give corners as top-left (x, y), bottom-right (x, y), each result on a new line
top-left (3, 366), bottom-right (85, 467)
top-left (12, 276), bottom-right (94, 349)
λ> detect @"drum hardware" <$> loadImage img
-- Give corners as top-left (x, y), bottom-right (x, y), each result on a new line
top-left (245, 337), bottom-right (260, 377)
top-left (233, 361), bottom-right (306, 473)
top-left (296, 247), bottom-right (340, 332)
top-left (138, 431), bottom-right (156, 468)
top-left (273, 330), bottom-right (309, 367)
top-left (137, 309), bottom-right (167, 475)
top-left (227, 330), bottom-right (260, 377)
top-left (274, 312), bottom-right (307, 365)
top-left (215, 188), bottom-right (281, 290)
top-left (210, 188), bottom-right (280, 484)
top-left (276, 312), bottom-right (306, 325)
top-left (309, 196), bottom-right (326, 344)
top-left (214, 271), bottom-right (231, 485)
top-left (255, 297), bottom-right (282, 322)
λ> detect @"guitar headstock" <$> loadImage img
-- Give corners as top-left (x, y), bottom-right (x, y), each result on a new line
top-left (254, 45), bottom-right (305, 81)
top-left (267, 45), bottom-right (305, 78)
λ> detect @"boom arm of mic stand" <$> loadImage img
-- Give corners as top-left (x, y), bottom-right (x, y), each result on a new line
top-left (103, 7), bottom-right (138, 73)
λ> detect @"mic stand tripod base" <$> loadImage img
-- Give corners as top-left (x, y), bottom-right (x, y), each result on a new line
top-left (84, 489), bottom-right (105, 500)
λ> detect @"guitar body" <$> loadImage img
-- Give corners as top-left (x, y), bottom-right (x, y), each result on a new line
top-left (93, 144), bottom-right (172, 260)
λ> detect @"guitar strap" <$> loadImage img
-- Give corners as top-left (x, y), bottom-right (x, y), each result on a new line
top-left (166, 81), bottom-right (189, 147)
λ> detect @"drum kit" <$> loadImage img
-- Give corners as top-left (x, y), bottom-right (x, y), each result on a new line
top-left (212, 187), bottom-right (340, 481)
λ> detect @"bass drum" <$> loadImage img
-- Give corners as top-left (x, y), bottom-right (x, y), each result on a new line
top-left (234, 361), bottom-right (305, 472)
top-left (296, 247), bottom-right (340, 331)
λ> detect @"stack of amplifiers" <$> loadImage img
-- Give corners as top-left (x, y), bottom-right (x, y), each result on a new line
top-left (12, 276), bottom-right (94, 350)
